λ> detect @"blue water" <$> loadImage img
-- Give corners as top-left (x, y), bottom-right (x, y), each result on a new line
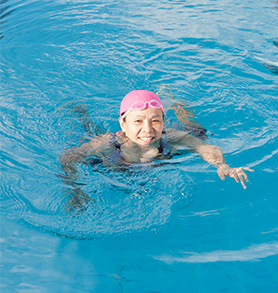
top-left (1, 0), bottom-right (278, 292)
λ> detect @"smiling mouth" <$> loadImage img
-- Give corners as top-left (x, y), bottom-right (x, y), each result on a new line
top-left (138, 137), bottom-right (154, 144)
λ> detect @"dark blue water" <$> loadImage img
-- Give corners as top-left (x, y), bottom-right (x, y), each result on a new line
top-left (1, 0), bottom-right (278, 292)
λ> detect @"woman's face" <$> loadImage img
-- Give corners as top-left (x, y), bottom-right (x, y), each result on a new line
top-left (119, 108), bottom-right (164, 147)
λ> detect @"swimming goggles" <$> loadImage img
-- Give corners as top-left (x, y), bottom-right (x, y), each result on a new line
top-left (121, 99), bottom-right (163, 119)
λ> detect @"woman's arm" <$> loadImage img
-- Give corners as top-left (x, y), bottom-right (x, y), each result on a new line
top-left (195, 142), bottom-right (253, 189)
top-left (59, 133), bottom-right (113, 175)
top-left (58, 133), bottom-right (114, 211)
top-left (166, 129), bottom-right (253, 189)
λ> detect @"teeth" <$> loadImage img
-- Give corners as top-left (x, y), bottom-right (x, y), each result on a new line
top-left (140, 137), bottom-right (153, 141)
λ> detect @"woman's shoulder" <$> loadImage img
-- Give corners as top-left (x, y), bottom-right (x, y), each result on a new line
top-left (163, 128), bottom-right (191, 142)
top-left (78, 132), bottom-right (118, 157)
top-left (87, 132), bottom-right (113, 146)
top-left (164, 128), bottom-right (206, 149)
top-left (87, 131), bottom-right (128, 150)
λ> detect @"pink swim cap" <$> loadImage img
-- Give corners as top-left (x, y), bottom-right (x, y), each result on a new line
top-left (120, 90), bottom-right (163, 116)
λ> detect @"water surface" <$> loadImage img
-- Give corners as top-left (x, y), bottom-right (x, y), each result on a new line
top-left (1, 0), bottom-right (278, 291)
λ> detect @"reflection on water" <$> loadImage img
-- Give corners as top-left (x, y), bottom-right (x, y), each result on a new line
top-left (60, 102), bottom-right (107, 137)
top-left (152, 242), bottom-right (278, 264)
top-left (157, 85), bottom-right (209, 139)
top-left (0, 0), bottom-right (16, 39)
top-left (271, 0), bottom-right (278, 10)
top-left (263, 63), bottom-right (278, 74)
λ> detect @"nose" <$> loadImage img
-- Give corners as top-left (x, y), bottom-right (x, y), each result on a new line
top-left (142, 120), bottom-right (153, 133)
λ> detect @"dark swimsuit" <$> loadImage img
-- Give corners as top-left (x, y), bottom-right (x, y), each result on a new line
top-left (88, 126), bottom-right (207, 167)
top-left (110, 131), bottom-right (172, 163)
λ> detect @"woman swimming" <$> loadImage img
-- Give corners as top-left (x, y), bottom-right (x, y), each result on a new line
top-left (60, 90), bottom-right (253, 189)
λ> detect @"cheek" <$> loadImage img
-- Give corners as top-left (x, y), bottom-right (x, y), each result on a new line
top-left (125, 125), bottom-right (139, 136)
top-left (155, 124), bottom-right (163, 133)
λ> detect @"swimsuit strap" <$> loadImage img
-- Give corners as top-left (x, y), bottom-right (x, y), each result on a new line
top-left (158, 136), bottom-right (171, 156)
top-left (112, 131), bottom-right (171, 159)
top-left (110, 132), bottom-right (122, 161)
top-left (111, 131), bottom-right (121, 149)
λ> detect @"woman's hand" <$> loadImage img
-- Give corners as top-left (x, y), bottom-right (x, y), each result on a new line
top-left (216, 163), bottom-right (254, 189)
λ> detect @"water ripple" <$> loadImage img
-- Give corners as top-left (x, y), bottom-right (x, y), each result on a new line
top-left (152, 242), bottom-right (278, 264)
top-left (14, 165), bottom-right (194, 239)
top-left (0, 0), bottom-right (277, 243)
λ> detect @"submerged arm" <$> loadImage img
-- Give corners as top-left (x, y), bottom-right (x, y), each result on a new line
top-left (59, 133), bottom-right (113, 176)
top-left (59, 133), bottom-right (114, 211)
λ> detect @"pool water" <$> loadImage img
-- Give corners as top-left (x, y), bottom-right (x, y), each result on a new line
top-left (1, 0), bottom-right (278, 292)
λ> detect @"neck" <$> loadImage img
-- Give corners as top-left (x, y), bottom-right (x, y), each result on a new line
top-left (119, 134), bottom-right (162, 162)
top-left (138, 138), bottom-right (161, 151)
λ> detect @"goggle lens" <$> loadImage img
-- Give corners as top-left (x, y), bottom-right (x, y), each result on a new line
top-left (131, 100), bottom-right (162, 111)
top-left (132, 101), bottom-right (146, 110)
top-left (121, 99), bottom-right (163, 119)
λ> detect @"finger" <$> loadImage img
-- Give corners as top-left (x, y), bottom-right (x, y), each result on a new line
top-left (238, 173), bottom-right (247, 189)
top-left (241, 171), bottom-right (249, 182)
top-left (242, 167), bottom-right (254, 172)
top-left (236, 169), bottom-right (248, 182)
top-left (240, 180), bottom-right (247, 189)
top-left (231, 172), bottom-right (239, 183)
top-left (217, 170), bottom-right (226, 180)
